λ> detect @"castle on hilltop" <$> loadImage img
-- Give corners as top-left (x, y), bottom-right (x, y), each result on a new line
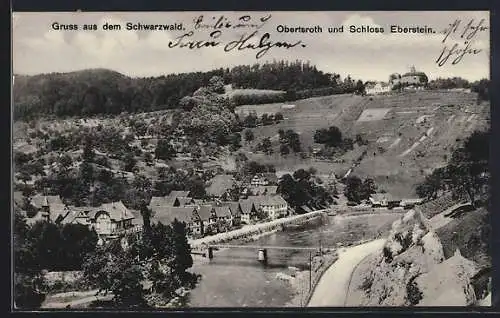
top-left (365, 66), bottom-right (429, 95)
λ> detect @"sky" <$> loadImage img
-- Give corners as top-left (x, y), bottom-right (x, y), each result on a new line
top-left (12, 11), bottom-right (490, 82)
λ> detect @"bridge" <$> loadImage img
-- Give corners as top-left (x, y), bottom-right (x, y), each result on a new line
top-left (196, 243), bottom-right (335, 263)
top-left (208, 244), bottom-right (326, 251)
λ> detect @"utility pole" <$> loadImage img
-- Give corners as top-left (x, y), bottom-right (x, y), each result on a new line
top-left (309, 251), bottom-right (312, 293)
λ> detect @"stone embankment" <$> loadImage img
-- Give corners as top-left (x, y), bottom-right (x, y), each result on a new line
top-left (189, 210), bottom-right (328, 250)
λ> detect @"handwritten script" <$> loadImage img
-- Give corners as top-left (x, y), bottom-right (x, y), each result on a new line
top-left (436, 18), bottom-right (487, 67)
top-left (167, 14), bottom-right (306, 59)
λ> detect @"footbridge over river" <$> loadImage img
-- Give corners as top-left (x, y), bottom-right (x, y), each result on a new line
top-left (194, 243), bottom-right (336, 264)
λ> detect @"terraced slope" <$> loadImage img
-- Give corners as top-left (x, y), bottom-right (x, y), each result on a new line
top-left (238, 91), bottom-right (489, 198)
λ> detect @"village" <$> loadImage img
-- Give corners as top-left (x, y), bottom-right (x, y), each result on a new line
top-left (14, 170), bottom-right (425, 246)
top-left (12, 48), bottom-right (490, 309)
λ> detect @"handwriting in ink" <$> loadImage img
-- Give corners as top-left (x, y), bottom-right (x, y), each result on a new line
top-left (194, 14), bottom-right (271, 30)
top-left (436, 18), bottom-right (487, 67)
top-left (224, 31), bottom-right (306, 59)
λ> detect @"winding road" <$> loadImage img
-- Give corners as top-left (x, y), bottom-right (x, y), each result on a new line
top-left (307, 238), bottom-right (386, 307)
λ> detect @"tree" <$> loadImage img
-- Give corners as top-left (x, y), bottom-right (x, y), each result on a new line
top-left (416, 129), bottom-right (489, 206)
top-left (280, 144), bottom-right (290, 156)
top-left (82, 136), bottom-right (95, 163)
top-left (275, 112), bottom-right (284, 122)
top-left (344, 175), bottom-right (363, 203)
top-left (278, 129), bottom-right (286, 143)
top-left (244, 129), bottom-right (254, 142)
top-left (243, 113), bottom-right (258, 128)
top-left (155, 140), bottom-right (176, 161)
top-left (188, 176), bottom-right (206, 199)
top-left (285, 130), bottom-right (301, 153)
top-left (259, 137), bottom-right (273, 155)
top-left (314, 126), bottom-right (343, 148)
top-left (14, 209), bottom-right (48, 309)
top-left (123, 153), bottom-right (137, 172)
top-left (208, 75), bottom-right (225, 94)
top-left (416, 167), bottom-right (447, 200)
top-left (229, 133), bottom-right (242, 151)
top-left (360, 178), bottom-right (377, 200)
top-left (169, 220), bottom-right (195, 283)
top-left (82, 247), bottom-right (148, 308)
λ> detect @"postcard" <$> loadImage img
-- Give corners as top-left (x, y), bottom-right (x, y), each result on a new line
top-left (12, 11), bottom-right (491, 310)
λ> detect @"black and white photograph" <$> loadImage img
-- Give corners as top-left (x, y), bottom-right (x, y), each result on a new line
top-left (12, 11), bottom-right (491, 309)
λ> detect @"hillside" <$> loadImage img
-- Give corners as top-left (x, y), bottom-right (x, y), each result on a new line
top-left (13, 61), bottom-right (345, 120)
top-left (345, 206), bottom-right (490, 306)
top-left (238, 90), bottom-right (489, 198)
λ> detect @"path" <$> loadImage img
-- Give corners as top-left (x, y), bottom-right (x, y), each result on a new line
top-left (43, 292), bottom-right (113, 309)
top-left (307, 238), bottom-right (386, 307)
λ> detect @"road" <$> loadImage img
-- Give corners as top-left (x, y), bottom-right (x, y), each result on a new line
top-left (307, 238), bottom-right (386, 307)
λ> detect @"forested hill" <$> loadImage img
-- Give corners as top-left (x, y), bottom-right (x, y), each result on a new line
top-left (13, 61), bottom-right (343, 120)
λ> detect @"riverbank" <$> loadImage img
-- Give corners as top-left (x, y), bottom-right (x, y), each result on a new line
top-left (307, 239), bottom-right (387, 307)
top-left (286, 250), bottom-right (339, 307)
top-left (190, 210), bottom-right (327, 250)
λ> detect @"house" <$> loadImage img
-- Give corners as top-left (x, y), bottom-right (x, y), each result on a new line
top-left (150, 205), bottom-right (203, 237)
top-left (28, 195), bottom-right (68, 223)
top-left (250, 173), bottom-right (278, 186)
top-left (56, 206), bottom-right (91, 226)
top-left (149, 196), bottom-right (202, 237)
top-left (87, 201), bottom-right (135, 237)
top-left (130, 209), bottom-right (144, 233)
top-left (226, 202), bottom-right (242, 226)
top-left (369, 193), bottom-right (402, 208)
top-left (238, 198), bottom-right (259, 224)
top-left (174, 197), bottom-right (195, 207)
top-left (214, 205), bottom-right (232, 231)
top-left (397, 66), bottom-right (428, 86)
top-left (149, 190), bottom-right (192, 208)
top-left (311, 143), bottom-right (324, 155)
top-left (249, 186), bottom-right (278, 196)
top-left (365, 82), bottom-right (391, 95)
top-left (205, 174), bottom-right (236, 198)
top-left (196, 205), bottom-right (217, 235)
top-left (252, 195), bottom-right (288, 220)
top-left (400, 198), bottom-right (424, 209)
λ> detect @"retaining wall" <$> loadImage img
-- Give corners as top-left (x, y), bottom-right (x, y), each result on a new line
top-left (190, 210), bottom-right (328, 250)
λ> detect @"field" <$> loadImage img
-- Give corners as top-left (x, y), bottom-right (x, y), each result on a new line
top-left (238, 90), bottom-right (489, 198)
top-left (14, 89), bottom-right (489, 199)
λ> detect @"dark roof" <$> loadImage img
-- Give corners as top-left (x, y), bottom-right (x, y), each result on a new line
top-left (130, 210), bottom-right (143, 226)
top-left (227, 202), bottom-right (242, 216)
top-left (197, 205), bottom-right (214, 221)
top-left (252, 195), bottom-right (288, 207)
top-left (13, 191), bottom-right (24, 208)
top-left (402, 71), bottom-right (427, 77)
top-left (206, 175), bottom-right (235, 197)
top-left (169, 190), bottom-right (190, 198)
top-left (215, 206), bottom-right (231, 218)
top-left (150, 196), bottom-right (174, 207)
top-left (370, 193), bottom-right (400, 203)
top-left (59, 207), bottom-right (88, 225)
top-left (176, 197), bottom-right (195, 206)
top-left (150, 206), bottom-right (196, 225)
top-left (249, 186), bottom-right (278, 196)
top-left (239, 199), bottom-right (256, 215)
top-left (30, 195), bottom-right (64, 208)
top-left (88, 201), bottom-right (135, 221)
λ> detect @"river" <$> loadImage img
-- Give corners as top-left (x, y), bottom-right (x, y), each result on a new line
top-left (186, 213), bottom-right (403, 307)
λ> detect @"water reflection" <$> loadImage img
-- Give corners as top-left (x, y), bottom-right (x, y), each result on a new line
top-left (188, 214), bottom-right (401, 307)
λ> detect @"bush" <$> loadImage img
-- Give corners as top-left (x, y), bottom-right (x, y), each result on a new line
top-left (406, 276), bottom-right (423, 306)
top-left (359, 275), bottom-right (374, 293)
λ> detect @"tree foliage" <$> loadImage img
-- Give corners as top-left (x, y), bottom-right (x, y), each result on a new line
top-left (14, 62), bottom-right (367, 120)
top-left (416, 130), bottom-right (489, 207)
top-left (278, 168), bottom-right (334, 210)
top-left (343, 176), bottom-right (377, 203)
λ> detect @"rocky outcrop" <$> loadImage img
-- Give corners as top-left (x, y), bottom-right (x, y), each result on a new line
top-left (358, 209), bottom-right (480, 306)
